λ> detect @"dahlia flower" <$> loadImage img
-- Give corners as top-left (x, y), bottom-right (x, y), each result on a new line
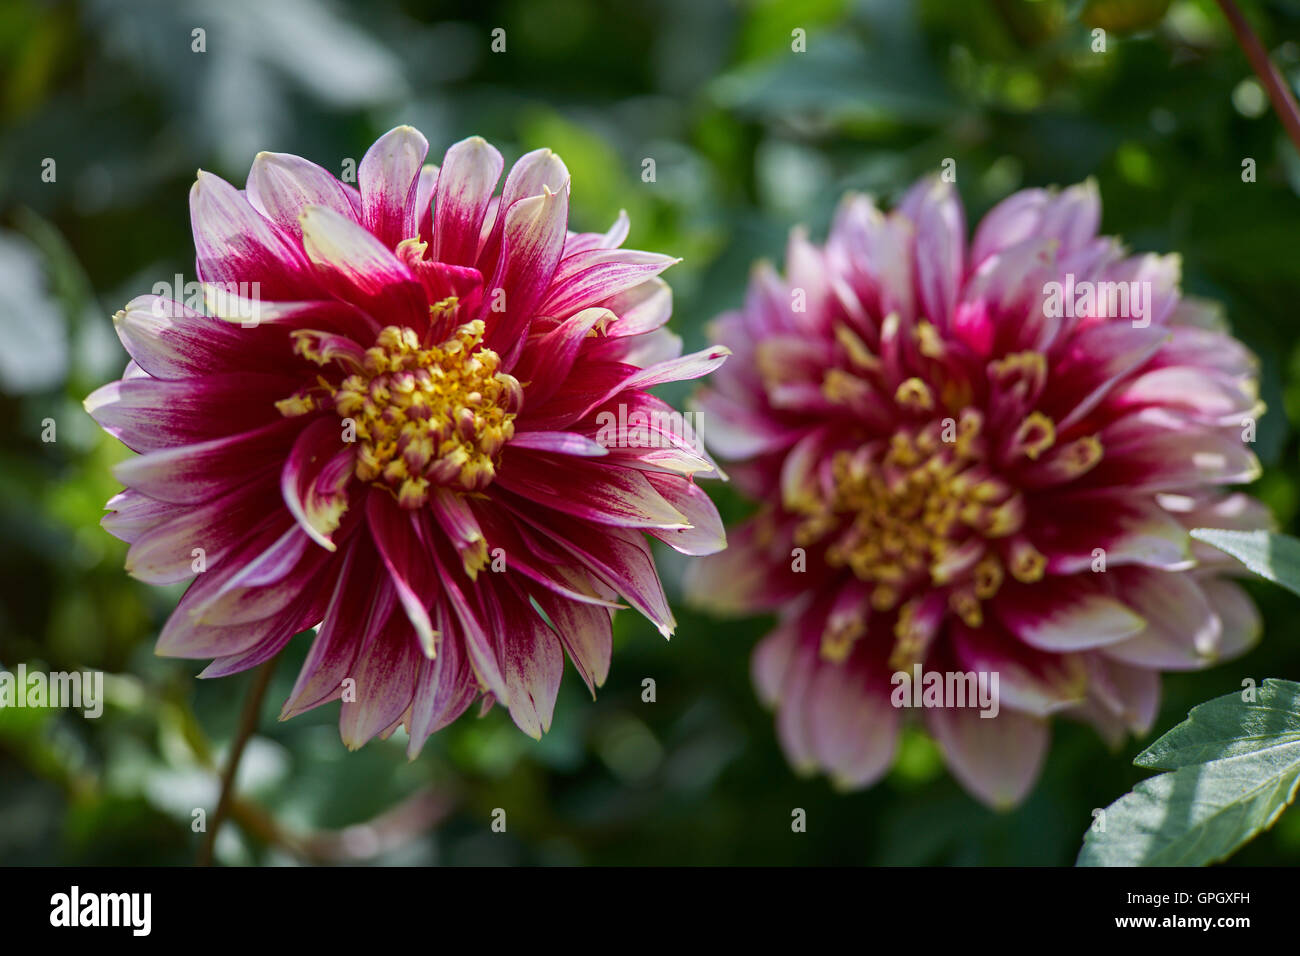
top-left (88, 126), bottom-right (727, 753)
top-left (690, 177), bottom-right (1268, 808)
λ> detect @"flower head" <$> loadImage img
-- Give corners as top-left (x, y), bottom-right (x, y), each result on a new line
top-left (89, 126), bottom-right (727, 752)
top-left (691, 177), bottom-right (1269, 807)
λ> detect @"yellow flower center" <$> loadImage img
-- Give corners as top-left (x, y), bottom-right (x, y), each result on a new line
top-left (792, 336), bottom-right (1111, 667)
top-left (278, 318), bottom-right (520, 507)
top-left (789, 408), bottom-right (1041, 629)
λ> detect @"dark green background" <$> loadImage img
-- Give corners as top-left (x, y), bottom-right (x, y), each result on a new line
top-left (2, 0), bottom-right (1299, 865)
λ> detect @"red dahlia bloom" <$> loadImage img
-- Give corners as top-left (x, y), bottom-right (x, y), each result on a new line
top-left (89, 126), bottom-right (727, 752)
top-left (690, 177), bottom-right (1268, 807)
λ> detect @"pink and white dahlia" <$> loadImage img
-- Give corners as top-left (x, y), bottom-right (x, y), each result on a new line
top-left (690, 177), bottom-right (1269, 807)
top-left (89, 126), bottom-right (727, 752)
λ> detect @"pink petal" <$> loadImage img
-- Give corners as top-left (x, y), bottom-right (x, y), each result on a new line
top-left (124, 476), bottom-right (283, 585)
top-left (112, 295), bottom-right (292, 379)
top-left (510, 506), bottom-right (675, 637)
top-left (926, 705), bottom-right (1049, 809)
top-left (994, 576), bottom-right (1146, 652)
top-left (643, 472), bottom-right (726, 556)
top-left (282, 416), bottom-right (355, 551)
top-left (527, 583), bottom-right (613, 698)
top-left (482, 184), bottom-right (571, 365)
top-left (338, 612), bottom-right (422, 750)
top-left (414, 163), bottom-right (439, 245)
top-left (496, 586), bottom-right (565, 738)
top-left (431, 136), bottom-right (504, 266)
top-left (950, 621), bottom-right (1087, 717)
top-left (494, 451), bottom-right (689, 530)
top-left (282, 542), bottom-right (395, 719)
top-left (366, 490), bottom-right (437, 657)
top-left (602, 276), bottom-right (673, 338)
top-left (1032, 494), bottom-right (1192, 573)
top-left (114, 418), bottom-right (298, 505)
top-left (477, 147), bottom-right (570, 280)
top-left (1199, 577), bottom-right (1261, 660)
top-left (511, 307), bottom-right (614, 406)
top-left (85, 374), bottom-right (291, 452)
top-left (508, 430), bottom-right (609, 457)
top-left (298, 204), bottom-right (427, 331)
top-left (427, 538), bottom-right (509, 703)
top-left (407, 598), bottom-right (478, 755)
top-left (970, 180), bottom-right (1100, 266)
top-left (246, 150), bottom-right (358, 241)
top-left (539, 248), bottom-right (678, 319)
top-left (903, 177), bottom-right (965, 330)
top-left (101, 490), bottom-right (175, 544)
top-left (359, 125), bottom-right (429, 249)
top-left (190, 170), bottom-right (316, 300)
top-left (1100, 567), bottom-right (1223, 670)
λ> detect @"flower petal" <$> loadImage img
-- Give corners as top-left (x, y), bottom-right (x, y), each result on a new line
top-left (298, 204), bottom-right (427, 330)
top-left (190, 170), bottom-right (315, 299)
top-left (366, 490), bottom-right (437, 657)
top-left (431, 135), bottom-right (504, 266)
top-left (246, 150), bottom-right (358, 241)
top-left (482, 184), bottom-right (571, 364)
top-left (496, 586), bottom-right (564, 739)
top-left (339, 612), bottom-right (422, 750)
top-left (282, 416), bottom-right (355, 551)
top-left (926, 705), bottom-right (1049, 810)
top-left (995, 576), bottom-right (1146, 652)
top-left (359, 125), bottom-right (429, 249)
top-left (282, 541), bottom-right (395, 719)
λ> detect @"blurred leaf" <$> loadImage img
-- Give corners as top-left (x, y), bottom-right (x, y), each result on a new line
top-left (1078, 679), bottom-right (1300, 866)
top-left (1191, 528), bottom-right (1300, 599)
top-left (992, 0), bottom-right (1068, 48)
top-left (709, 30), bottom-right (958, 128)
top-left (1080, 0), bottom-right (1172, 33)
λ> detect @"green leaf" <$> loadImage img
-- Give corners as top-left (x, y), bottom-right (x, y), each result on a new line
top-left (1190, 528), bottom-right (1300, 599)
top-left (1077, 679), bottom-right (1300, 866)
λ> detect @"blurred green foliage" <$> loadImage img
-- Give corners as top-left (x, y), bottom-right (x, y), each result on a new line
top-left (2, 0), bottom-right (1300, 865)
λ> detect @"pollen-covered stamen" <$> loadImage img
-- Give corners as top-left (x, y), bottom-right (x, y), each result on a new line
top-left (1010, 411), bottom-right (1056, 461)
top-left (282, 319), bottom-right (521, 506)
top-left (888, 592), bottom-right (944, 670)
top-left (894, 377), bottom-right (935, 413)
top-left (1021, 433), bottom-right (1104, 488)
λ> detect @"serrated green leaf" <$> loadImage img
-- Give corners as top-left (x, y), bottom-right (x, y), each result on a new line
top-left (1190, 528), bottom-right (1300, 599)
top-left (1077, 679), bottom-right (1300, 866)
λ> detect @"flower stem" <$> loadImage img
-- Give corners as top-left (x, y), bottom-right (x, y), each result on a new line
top-left (1215, 0), bottom-right (1300, 154)
top-left (197, 658), bottom-right (278, 866)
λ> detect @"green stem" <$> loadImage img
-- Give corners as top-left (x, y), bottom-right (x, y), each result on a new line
top-left (196, 658), bottom-right (277, 866)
